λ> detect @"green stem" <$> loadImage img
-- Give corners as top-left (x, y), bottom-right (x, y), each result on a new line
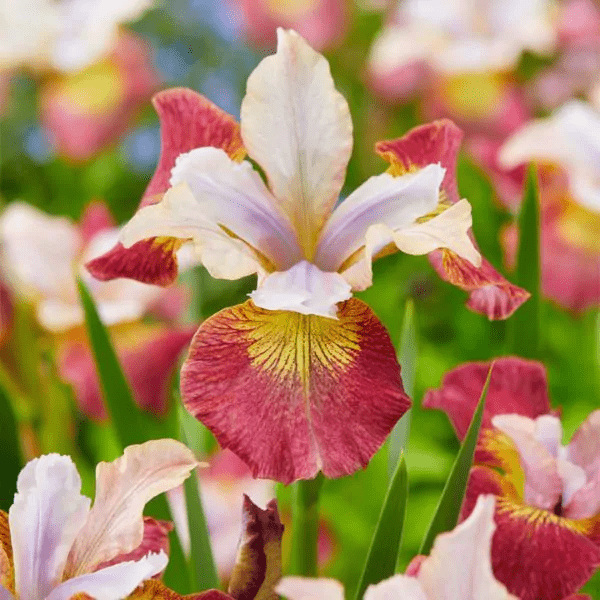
top-left (289, 475), bottom-right (324, 576)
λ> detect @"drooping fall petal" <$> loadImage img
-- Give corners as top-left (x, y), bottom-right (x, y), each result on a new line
top-left (181, 298), bottom-right (410, 483)
top-left (228, 496), bottom-right (283, 600)
top-left (64, 440), bottom-right (198, 576)
top-left (240, 28), bottom-right (353, 255)
top-left (423, 357), bottom-right (552, 440)
top-left (86, 87), bottom-right (245, 286)
top-left (8, 455), bottom-right (91, 600)
top-left (376, 120), bottom-right (530, 319)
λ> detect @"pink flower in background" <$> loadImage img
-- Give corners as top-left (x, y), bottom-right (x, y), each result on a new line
top-left (0, 201), bottom-right (193, 419)
top-left (168, 449), bottom-right (275, 579)
top-left (367, 0), bottom-right (557, 137)
top-left (233, 0), bottom-right (348, 51)
top-left (498, 101), bottom-right (600, 312)
top-left (530, 0), bottom-right (600, 111)
top-left (277, 495), bottom-right (517, 600)
top-left (39, 32), bottom-right (159, 161)
top-left (424, 357), bottom-right (600, 600)
top-left (0, 439), bottom-right (198, 600)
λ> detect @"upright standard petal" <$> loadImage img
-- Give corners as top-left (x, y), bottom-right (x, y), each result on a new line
top-left (423, 357), bottom-right (552, 440)
top-left (240, 28), bottom-right (353, 256)
top-left (8, 455), bottom-right (91, 600)
top-left (376, 120), bottom-right (529, 319)
top-left (417, 496), bottom-right (517, 600)
top-left (181, 298), bottom-right (410, 483)
top-left (65, 440), bottom-right (198, 576)
top-left (87, 88), bottom-right (245, 286)
top-left (47, 552), bottom-right (167, 600)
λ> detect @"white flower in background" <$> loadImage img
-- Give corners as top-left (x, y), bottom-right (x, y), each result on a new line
top-left (369, 0), bottom-right (557, 77)
top-left (0, 0), bottom-right (153, 72)
top-left (0, 202), bottom-right (165, 333)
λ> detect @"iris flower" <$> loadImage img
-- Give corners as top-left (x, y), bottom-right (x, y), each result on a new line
top-left (88, 29), bottom-right (528, 483)
top-left (424, 357), bottom-right (600, 600)
top-left (276, 495), bottom-right (516, 600)
top-left (0, 439), bottom-right (198, 600)
top-left (367, 0), bottom-right (557, 136)
top-left (499, 101), bottom-right (600, 312)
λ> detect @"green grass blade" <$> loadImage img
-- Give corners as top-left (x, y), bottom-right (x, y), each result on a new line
top-left (388, 300), bottom-right (417, 474)
top-left (507, 165), bottom-right (541, 357)
top-left (77, 278), bottom-right (191, 591)
top-left (0, 382), bottom-right (23, 510)
top-left (179, 406), bottom-right (219, 591)
top-left (354, 454), bottom-right (408, 600)
top-left (418, 364), bottom-right (492, 555)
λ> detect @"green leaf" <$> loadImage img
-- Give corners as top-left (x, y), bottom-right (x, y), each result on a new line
top-left (0, 382), bottom-right (23, 510)
top-left (179, 406), bottom-right (219, 591)
top-left (289, 475), bottom-right (325, 576)
top-left (354, 454), bottom-right (408, 600)
top-left (388, 300), bottom-right (417, 474)
top-left (418, 364), bottom-right (492, 555)
top-left (507, 165), bottom-right (541, 357)
top-left (77, 278), bottom-right (191, 592)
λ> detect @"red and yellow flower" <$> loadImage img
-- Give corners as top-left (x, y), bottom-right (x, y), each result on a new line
top-left (88, 29), bottom-right (526, 484)
top-left (424, 357), bottom-right (600, 600)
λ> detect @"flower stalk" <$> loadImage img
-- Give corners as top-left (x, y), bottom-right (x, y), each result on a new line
top-left (289, 474), bottom-right (324, 576)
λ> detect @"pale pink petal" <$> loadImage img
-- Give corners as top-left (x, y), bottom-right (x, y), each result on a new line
top-left (0, 203), bottom-right (80, 303)
top-left (79, 202), bottom-right (116, 244)
top-left (364, 575), bottom-right (428, 600)
top-left (0, 587), bottom-right (14, 600)
top-left (120, 148), bottom-right (302, 279)
top-left (240, 28), bottom-right (353, 253)
top-left (491, 414), bottom-right (562, 510)
top-left (417, 495), bottom-right (517, 600)
top-left (8, 455), bottom-right (91, 600)
top-left (567, 410), bottom-right (600, 476)
top-left (275, 577), bottom-right (344, 600)
top-left (564, 464), bottom-right (600, 519)
top-left (65, 440), bottom-right (198, 576)
top-left (315, 164), bottom-right (445, 270)
top-left (250, 260), bottom-right (352, 318)
top-left (46, 552), bottom-right (167, 600)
